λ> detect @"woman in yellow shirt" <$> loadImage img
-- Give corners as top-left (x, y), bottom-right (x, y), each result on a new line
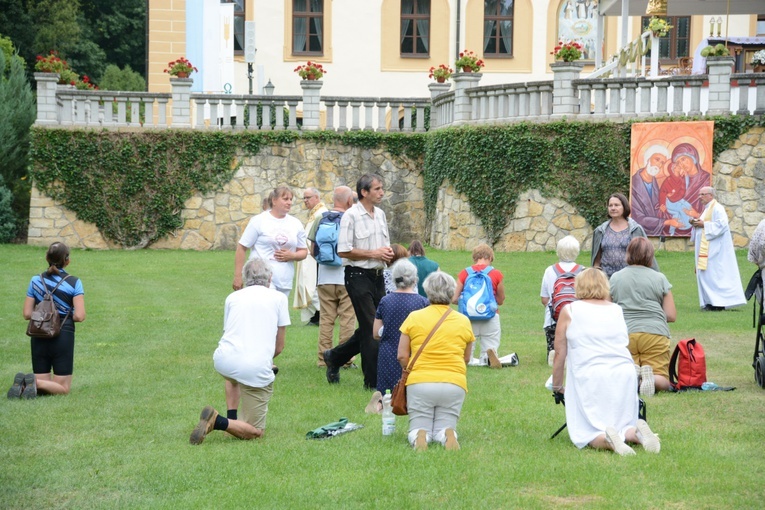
top-left (398, 271), bottom-right (475, 451)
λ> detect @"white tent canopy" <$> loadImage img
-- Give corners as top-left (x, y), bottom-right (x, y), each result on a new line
top-left (599, 0), bottom-right (765, 16)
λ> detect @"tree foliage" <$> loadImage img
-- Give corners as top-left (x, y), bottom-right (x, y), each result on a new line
top-left (99, 64), bottom-right (145, 92)
top-left (0, 47), bottom-right (35, 241)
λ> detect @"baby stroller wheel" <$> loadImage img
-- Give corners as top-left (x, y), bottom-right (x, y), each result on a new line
top-left (756, 355), bottom-right (765, 389)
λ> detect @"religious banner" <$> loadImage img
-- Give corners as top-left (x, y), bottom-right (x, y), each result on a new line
top-left (630, 121), bottom-right (714, 237)
top-left (557, 0), bottom-right (601, 60)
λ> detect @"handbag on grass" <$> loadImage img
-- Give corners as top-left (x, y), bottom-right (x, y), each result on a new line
top-left (391, 308), bottom-right (452, 416)
top-left (26, 273), bottom-right (70, 339)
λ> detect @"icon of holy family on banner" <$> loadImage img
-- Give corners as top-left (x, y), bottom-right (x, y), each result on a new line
top-left (630, 121), bottom-right (713, 237)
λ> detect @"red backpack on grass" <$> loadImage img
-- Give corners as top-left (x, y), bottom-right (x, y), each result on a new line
top-left (669, 338), bottom-right (707, 390)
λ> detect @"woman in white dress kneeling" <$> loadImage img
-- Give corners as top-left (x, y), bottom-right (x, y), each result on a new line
top-left (551, 268), bottom-right (661, 455)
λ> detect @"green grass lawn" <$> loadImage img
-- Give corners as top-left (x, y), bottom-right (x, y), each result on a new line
top-left (1, 244), bottom-right (762, 509)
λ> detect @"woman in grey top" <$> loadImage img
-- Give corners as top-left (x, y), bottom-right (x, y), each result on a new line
top-left (610, 238), bottom-right (676, 396)
top-left (591, 193), bottom-right (656, 278)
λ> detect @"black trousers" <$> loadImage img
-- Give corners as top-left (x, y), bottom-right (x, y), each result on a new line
top-left (328, 266), bottom-right (385, 389)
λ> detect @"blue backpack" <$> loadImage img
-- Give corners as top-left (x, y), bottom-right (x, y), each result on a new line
top-left (313, 211), bottom-right (343, 266)
top-left (458, 266), bottom-right (498, 320)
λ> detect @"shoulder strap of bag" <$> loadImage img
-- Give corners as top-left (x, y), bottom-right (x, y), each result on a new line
top-left (41, 273), bottom-right (72, 321)
top-left (669, 342), bottom-right (681, 386)
top-left (404, 308), bottom-right (452, 373)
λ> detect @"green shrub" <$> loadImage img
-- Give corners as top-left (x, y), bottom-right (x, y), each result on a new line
top-left (0, 181), bottom-right (17, 242)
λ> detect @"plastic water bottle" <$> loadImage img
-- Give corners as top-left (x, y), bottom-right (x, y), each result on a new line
top-left (382, 390), bottom-right (395, 436)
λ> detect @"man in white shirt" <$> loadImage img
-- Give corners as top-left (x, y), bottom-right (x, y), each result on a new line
top-left (323, 174), bottom-right (394, 390)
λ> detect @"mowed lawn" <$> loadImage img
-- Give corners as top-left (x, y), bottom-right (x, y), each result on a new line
top-left (0, 244), bottom-right (762, 509)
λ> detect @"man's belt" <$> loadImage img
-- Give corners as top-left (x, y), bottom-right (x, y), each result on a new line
top-left (347, 266), bottom-right (384, 277)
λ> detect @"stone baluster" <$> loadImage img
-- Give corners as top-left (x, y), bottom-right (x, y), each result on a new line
top-left (528, 84), bottom-right (540, 120)
top-left (637, 79), bottom-right (653, 117)
top-left (655, 81), bottom-right (670, 116)
top-left (736, 76), bottom-right (752, 116)
top-left (127, 98), bottom-right (138, 127)
top-left (221, 98), bottom-right (233, 129)
top-left (518, 89), bottom-right (530, 119)
top-left (539, 83), bottom-right (553, 118)
top-left (507, 87), bottom-right (519, 119)
top-left (551, 61), bottom-right (584, 118)
top-left (194, 97), bottom-right (206, 129)
top-left (415, 103), bottom-right (426, 132)
top-left (210, 100), bottom-right (221, 130)
top-left (591, 82), bottom-right (607, 119)
top-left (363, 100), bottom-right (375, 130)
top-left (349, 100), bottom-right (362, 130)
top-left (324, 99), bottom-right (336, 131)
top-left (232, 98), bottom-right (245, 130)
top-left (170, 77), bottom-right (193, 128)
top-left (388, 100), bottom-right (402, 132)
top-left (116, 96), bottom-right (128, 125)
top-left (376, 100), bottom-right (387, 131)
top-left (496, 89), bottom-right (508, 121)
top-left (606, 81), bottom-right (622, 117)
top-left (706, 57), bottom-right (734, 116)
top-left (754, 75), bottom-right (765, 116)
top-left (287, 99), bottom-right (300, 130)
top-left (671, 79), bottom-right (685, 117)
top-left (401, 101), bottom-right (413, 132)
top-left (156, 97), bottom-right (168, 128)
top-left (247, 102), bottom-right (258, 129)
top-left (34, 73), bottom-right (60, 125)
top-left (687, 77), bottom-right (704, 117)
top-left (299, 80), bottom-right (323, 131)
top-left (452, 72), bottom-right (482, 125)
top-left (336, 100), bottom-right (349, 132)
top-left (623, 82), bottom-right (637, 116)
top-left (576, 82), bottom-right (592, 116)
top-left (102, 96), bottom-right (115, 126)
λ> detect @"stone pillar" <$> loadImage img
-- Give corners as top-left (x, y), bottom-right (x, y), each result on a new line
top-left (706, 56), bottom-right (734, 116)
top-left (452, 72), bottom-right (482, 125)
top-left (34, 73), bottom-right (60, 125)
top-left (550, 62), bottom-right (584, 118)
top-left (428, 82), bottom-right (451, 129)
top-left (170, 77), bottom-right (193, 128)
top-left (300, 80), bottom-right (323, 131)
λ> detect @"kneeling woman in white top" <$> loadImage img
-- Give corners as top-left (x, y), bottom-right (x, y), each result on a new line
top-left (551, 268), bottom-right (661, 455)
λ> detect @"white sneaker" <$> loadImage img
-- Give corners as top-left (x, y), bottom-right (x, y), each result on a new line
top-left (605, 427), bottom-right (636, 456)
top-left (639, 366), bottom-right (655, 397)
top-left (636, 419), bottom-right (660, 454)
top-left (468, 357), bottom-right (487, 367)
top-left (498, 352), bottom-right (519, 367)
top-left (548, 349), bottom-right (555, 366)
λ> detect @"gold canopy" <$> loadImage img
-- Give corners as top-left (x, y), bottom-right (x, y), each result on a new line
top-left (645, 0), bottom-right (668, 16)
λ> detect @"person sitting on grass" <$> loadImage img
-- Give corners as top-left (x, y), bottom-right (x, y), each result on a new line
top-left (552, 268), bottom-right (661, 456)
top-left (12, 242), bottom-right (86, 399)
top-left (540, 235), bottom-right (583, 367)
top-left (190, 257), bottom-right (288, 444)
top-left (452, 243), bottom-right (507, 368)
top-left (610, 238), bottom-right (676, 396)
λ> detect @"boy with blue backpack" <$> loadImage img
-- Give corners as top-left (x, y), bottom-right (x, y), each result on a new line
top-left (453, 244), bottom-right (511, 368)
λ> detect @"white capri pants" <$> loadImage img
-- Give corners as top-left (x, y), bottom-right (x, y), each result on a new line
top-left (407, 382), bottom-right (466, 445)
top-left (470, 313), bottom-right (501, 359)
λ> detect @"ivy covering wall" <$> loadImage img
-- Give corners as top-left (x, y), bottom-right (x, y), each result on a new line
top-left (29, 115), bottom-right (764, 249)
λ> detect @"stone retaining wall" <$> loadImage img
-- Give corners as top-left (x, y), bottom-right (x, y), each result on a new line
top-left (27, 127), bottom-right (765, 252)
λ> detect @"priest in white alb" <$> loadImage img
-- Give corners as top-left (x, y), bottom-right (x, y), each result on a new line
top-left (690, 186), bottom-right (746, 311)
top-left (294, 188), bottom-right (327, 325)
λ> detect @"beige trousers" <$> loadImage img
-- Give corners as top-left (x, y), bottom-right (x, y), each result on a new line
top-left (317, 284), bottom-right (356, 366)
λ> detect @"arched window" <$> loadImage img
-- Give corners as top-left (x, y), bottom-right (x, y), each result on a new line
top-left (557, 0), bottom-right (600, 61)
top-left (484, 0), bottom-right (514, 56)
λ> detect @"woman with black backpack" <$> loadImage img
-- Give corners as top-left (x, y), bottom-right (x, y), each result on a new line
top-left (9, 242), bottom-right (86, 399)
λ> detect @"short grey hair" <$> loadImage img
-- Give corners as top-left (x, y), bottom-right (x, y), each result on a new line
top-left (701, 186), bottom-right (716, 198)
top-left (243, 258), bottom-right (272, 287)
top-left (423, 271), bottom-right (455, 305)
top-left (304, 187), bottom-right (320, 198)
top-left (556, 235), bottom-right (581, 263)
top-left (391, 258), bottom-right (418, 290)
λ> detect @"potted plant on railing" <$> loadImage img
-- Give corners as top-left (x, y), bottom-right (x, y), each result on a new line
top-left (35, 51), bottom-right (72, 83)
top-left (428, 64), bottom-right (453, 83)
top-left (551, 41), bottom-right (583, 63)
top-left (164, 57), bottom-right (198, 78)
top-left (701, 44), bottom-right (730, 58)
top-left (751, 50), bottom-right (765, 73)
top-left (75, 75), bottom-right (98, 90)
top-left (648, 17), bottom-right (673, 38)
top-left (294, 61), bottom-right (326, 81)
top-left (455, 50), bottom-right (484, 73)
